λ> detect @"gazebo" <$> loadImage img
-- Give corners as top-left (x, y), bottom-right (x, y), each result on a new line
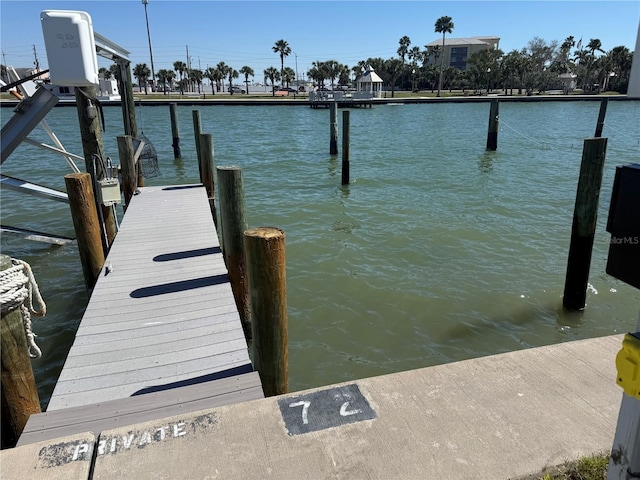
top-left (356, 67), bottom-right (383, 98)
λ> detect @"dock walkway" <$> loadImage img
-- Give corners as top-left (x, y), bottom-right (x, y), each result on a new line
top-left (18, 184), bottom-right (262, 444)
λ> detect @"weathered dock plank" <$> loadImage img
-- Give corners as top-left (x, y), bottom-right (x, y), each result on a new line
top-left (18, 372), bottom-right (263, 446)
top-left (46, 184), bottom-right (260, 413)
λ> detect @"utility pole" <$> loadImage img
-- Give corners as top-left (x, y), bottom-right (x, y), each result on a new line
top-left (186, 45), bottom-right (191, 92)
top-left (32, 45), bottom-right (40, 71)
top-left (142, 0), bottom-right (156, 90)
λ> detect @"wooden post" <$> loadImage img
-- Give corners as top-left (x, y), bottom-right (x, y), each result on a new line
top-left (341, 110), bottom-right (350, 185)
top-left (0, 254), bottom-right (41, 448)
top-left (74, 85), bottom-right (116, 246)
top-left (117, 135), bottom-right (137, 208)
top-left (198, 133), bottom-right (215, 219)
top-left (563, 137), bottom-right (608, 310)
top-left (594, 98), bottom-right (608, 138)
top-left (116, 60), bottom-right (138, 138)
top-left (486, 99), bottom-right (499, 151)
top-left (65, 173), bottom-right (106, 289)
top-left (217, 166), bottom-right (250, 339)
top-left (192, 110), bottom-right (202, 178)
top-left (330, 100), bottom-right (338, 155)
top-left (244, 227), bottom-right (288, 396)
top-left (169, 103), bottom-right (181, 158)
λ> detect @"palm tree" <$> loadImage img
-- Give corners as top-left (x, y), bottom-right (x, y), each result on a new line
top-left (204, 67), bottom-right (219, 95)
top-left (272, 39), bottom-right (291, 84)
top-left (173, 61), bottom-right (187, 94)
top-left (434, 15), bottom-right (454, 97)
top-left (214, 62), bottom-right (229, 92)
top-left (239, 66), bottom-right (254, 94)
top-left (264, 67), bottom-right (280, 96)
top-left (109, 63), bottom-right (120, 81)
top-left (190, 69), bottom-right (203, 93)
top-left (398, 36), bottom-right (411, 89)
top-left (133, 63), bottom-right (151, 94)
top-left (227, 68), bottom-right (239, 94)
top-left (385, 58), bottom-right (404, 97)
top-left (282, 67), bottom-right (296, 88)
top-left (156, 69), bottom-right (175, 94)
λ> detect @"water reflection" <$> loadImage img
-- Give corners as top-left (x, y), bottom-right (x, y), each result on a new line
top-left (478, 151), bottom-right (496, 173)
top-left (173, 157), bottom-right (186, 179)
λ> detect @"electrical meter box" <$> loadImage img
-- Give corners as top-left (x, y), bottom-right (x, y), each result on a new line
top-left (41, 10), bottom-right (99, 86)
top-left (606, 163), bottom-right (640, 290)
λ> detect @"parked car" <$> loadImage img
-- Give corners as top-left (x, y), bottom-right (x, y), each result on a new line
top-left (230, 86), bottom-right (246, 94)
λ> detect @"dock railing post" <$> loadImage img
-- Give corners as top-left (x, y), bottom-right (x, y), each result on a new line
top-left (169, 103), bottom-right (181, 159)
top-left (342, 110), bottom-right (350, 185)
top-left (0, 254), bottom-right (41, 448)
top-left (65, 172), bottom-right (106, 289)
top-left (330, 100), bottom-right (338, 155)
top-left (217, 166), bottom-right (250, 339)
top-left (117, 135), bottom-right (137, 208)
top-left (563, 137), bottom-right (608, 310)
top-left (244, 227), bottom-right (288, 396)
top-left (486, 99), bottom-right (499, 151)
top-left (198, 133), bottom-right (216, 220)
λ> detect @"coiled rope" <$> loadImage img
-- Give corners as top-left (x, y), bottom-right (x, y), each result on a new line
top-left (0, 258), bottom-right (46, 358)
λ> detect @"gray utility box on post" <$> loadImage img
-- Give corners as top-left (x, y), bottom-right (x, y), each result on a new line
top-left (606, 163), bottom-right (640, 290)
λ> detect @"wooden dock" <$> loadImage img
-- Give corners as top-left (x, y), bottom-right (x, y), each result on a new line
top-left (18, 184), bottom-right (263, 445)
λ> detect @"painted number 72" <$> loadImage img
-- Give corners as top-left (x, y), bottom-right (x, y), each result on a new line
top-left (289, 400), bottom-right (361, 424)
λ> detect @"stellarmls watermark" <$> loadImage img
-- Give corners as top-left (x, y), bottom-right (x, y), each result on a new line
top-left (607, 236), bottom-right (640, 245)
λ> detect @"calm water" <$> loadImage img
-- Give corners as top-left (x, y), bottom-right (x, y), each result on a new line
top-left (1, 100), bottom-right (639, 408)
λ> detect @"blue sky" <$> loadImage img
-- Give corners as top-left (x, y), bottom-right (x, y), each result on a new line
top-left (1, 1), bottom-right (638, 82)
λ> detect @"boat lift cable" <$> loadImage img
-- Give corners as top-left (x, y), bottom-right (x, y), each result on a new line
top-left (0, 70), bottom-right (49, 93)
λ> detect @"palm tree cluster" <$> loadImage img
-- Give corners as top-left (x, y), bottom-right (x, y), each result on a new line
top-left (121, 25), bottom-right (633, 97)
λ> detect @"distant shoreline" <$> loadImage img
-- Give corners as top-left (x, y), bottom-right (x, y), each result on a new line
top-left (0, 93), bottom-right (634, 108)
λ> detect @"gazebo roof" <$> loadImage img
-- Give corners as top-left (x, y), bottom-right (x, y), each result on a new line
top-left (357, 67), bottom-right (383, 83)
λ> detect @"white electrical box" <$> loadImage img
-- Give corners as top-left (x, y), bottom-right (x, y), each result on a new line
top-left (41, 10), bottom-right (99, 86)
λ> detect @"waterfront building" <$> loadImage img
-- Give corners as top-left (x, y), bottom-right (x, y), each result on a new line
top-left (424, 36), bottom-right (500, 71)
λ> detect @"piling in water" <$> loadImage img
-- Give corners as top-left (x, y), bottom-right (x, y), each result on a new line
top-left (169, 103), bottom-right (181, 159)
top-left (486, 99), bottom-right (499, 151)
top-left (198, 133), bottom-right (215, 220)
top-left (244, 227), bottom-right (288, 396)
top-left (342, 110), bottom-right (350, 185)
top-left (65, 172), bottom-right (106, 290)
top-left (74, 85), bottom-right (116, 246)
top-left (217, 166), bottom-right (250, 339)
top-left (192, 110), bottom-right (202, 177)
top-left (116, 135), bottom-right (137, 208)
top-left (594, 98), bottom-right (608, 138)
top-left (330, 101), bottom-right (338, 155)
top-left (563, 137), bottom-right (608, 310)
top-left (0, 254), bottom-right (41, 448)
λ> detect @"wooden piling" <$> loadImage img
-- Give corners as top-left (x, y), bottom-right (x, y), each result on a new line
top-left (117, 135), bottom-right (137, 208)
top-left (244, 227), bottom-right (288, 396)
top-left (198, 133), bottom-right (215, 219)
top-left (74, 85), bottom-right (116, 246)
top-left (594, 98), bottom-right (608, 138)
top-left (169, 103), bottom-right (181, 158)
top-left (342, 110), bottom-right (350, 185)
top-left (0, 254), bottom-right (41, 449)
top-left (486, 99), bottom-right (499, 151)
top-left (192, 110), bottom-right (202, 178)
top-left (65, 173), bottom-right (106, 289)
top-left (330, 100), bottom-right (338, 155)
top-left (563, 137), bottom-right (608, 310)
top-left (217, 166), bottom-right (250, 339)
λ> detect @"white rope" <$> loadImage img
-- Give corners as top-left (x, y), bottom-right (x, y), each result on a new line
top-left (0, 258), bottom-right (46, 358)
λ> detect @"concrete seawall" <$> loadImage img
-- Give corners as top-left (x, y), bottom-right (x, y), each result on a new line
top-left (4, 334), bottom-right (623, 479)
